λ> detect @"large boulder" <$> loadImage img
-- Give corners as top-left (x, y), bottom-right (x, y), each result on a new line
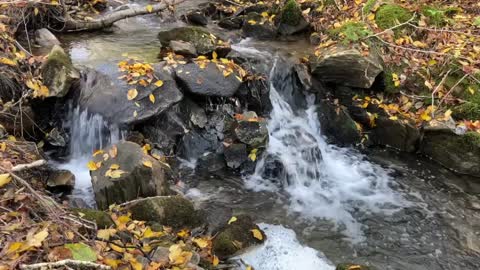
top-left (125, 196), bottom-right (204, 229)
top-left (316, 100), bottom-right (361, 146)
top-left (212, 215), bottom-right (266, 259)
top-left (77, 65), bottom-right (183, 125)
top-left (242, 12), bottom-right (277, 40)
top-left (174, 62), bottom-right (242, 97)
top-left (35, 28), bottom-right (60, 48)
top-left (158, 26), bottom-right (216, 55)
top-left (90, 141), bottom-right (171, 209)
top-left (420, 129), bottom-right (480, 177)
top-left (41, 45), bottom-right (79, 98)
top-left (370, 116), bottom-right (420, 152)
top-left (310, 46), bottom-right (384, 89)
top-left (277, 0), bottom-right (310, 35)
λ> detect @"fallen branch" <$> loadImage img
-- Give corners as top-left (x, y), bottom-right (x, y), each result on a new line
top-left (20, 260), bottom-right (111, 270)
top-left (61, 0), bottom-right (185, 32)
top-left (11, 159), bottom-right (47, 172)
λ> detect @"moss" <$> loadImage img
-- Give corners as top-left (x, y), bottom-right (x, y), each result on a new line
top-left (375, 4), bottom-right (412, 30)
top-left (362, 0), bottom-right (377, 14)
top-left (452, 102), bottom-right (480, 120)
top-left (329, 22), bottom-right (371, 44)
top-left (280, 0), bottom-right (303, 26)
top-left (464, 132), bottom-right (480, 147)
top-left (71, 208), bottom-right (114, 228)
top-left (421, 6), bottom-right (460, 26)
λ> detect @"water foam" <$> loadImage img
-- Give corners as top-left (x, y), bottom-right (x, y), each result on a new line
top-left (247, 62), bottom-right (407, 242)
top-left (239, 223), bottom-right (335, 270)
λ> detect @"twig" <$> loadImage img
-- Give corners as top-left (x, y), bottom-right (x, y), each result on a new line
top-left (11, 160), bottom-right (47, 172)
top-left (20, 260), bottom-right (111, 270)
top-left (407, 23), bottom-right (480, 38)
top-left (431, 70), bottom-right (451, 118)
top-left (437, 73), bottom-right (468, 109)
top-left (365, 13), bottom-right (417, 39)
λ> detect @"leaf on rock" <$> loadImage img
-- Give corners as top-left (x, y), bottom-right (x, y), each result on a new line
top-left (149, 93), bottom-right (155, 104)
top-left (146, 4), bottom-right (153, 13)
top-left (109, 145), bottom-right (118, 158)
top-left (110, 164), bottom-right (120, 170)
top-left (87, 161), bottom-right (100, 171)
top-left (228, 216), bottom-right (237, 224)
top-left (142, 160), bottom-right (153, 168)
top-left (154, 80), bottom-right (164, 87)
top-left (65, 243), bottom-right (97, 262)
top-left (250, 229), bottom-right (263, 240)
top-left (193, 237), bottom-right (209, 249)
top-left (127, 89), bottom-right (138, 100)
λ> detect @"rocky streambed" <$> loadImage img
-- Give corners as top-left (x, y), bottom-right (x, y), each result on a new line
top-left (4, 0), bottom-right (480, 269)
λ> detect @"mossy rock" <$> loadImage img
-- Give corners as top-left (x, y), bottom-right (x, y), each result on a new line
top-left (316, 100), bottom-right (361, 146)
top-left (375, 4), bottom-right (412, 30)
top-left (158, 26), bottom-right (216, 55)
top-left (212, 215), bottom-right (266, 259)
top-left (71, 208), bottom-right (114, 228)
top-left (41, 45), bottom-right (79, 98)
top-left (336, 263), bottom-right (371, 270)
top-left (127, 196), bottom-right (204, 229)
top-left (280, 0), bottom-right (303, 26)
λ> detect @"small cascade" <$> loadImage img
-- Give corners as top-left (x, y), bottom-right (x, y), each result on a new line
top-left (59, 106), bottom-right (123, 207)
top-left (247, 61), bottom-right (408, 242)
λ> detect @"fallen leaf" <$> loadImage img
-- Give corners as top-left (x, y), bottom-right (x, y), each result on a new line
top-left (154, 80), bottom-right (164, 87)
top-left (193, 238), bottom-right (209, 248)
top-left (65, 243), bottom-right (97, 262)
top-left (251, 229), bottom-right (263, 240)
top-left (97, 229), bottom-right (117, 240)
top-left (110, 164), bottom-right (120, 170)
top-left (87, 161), bottom-right (100, 171)
top-left (143, 160), bottom-right (153, 168)
top-left (0, 173), bottom-right (12, 188)
top-left (212, 255), bottom-right (219, 266)
top-left (27, 228), bottom-right (49, 248)
top-left (149, 93), bottom-right (155, 103)
top-left (228, 216), bottom-right (237, 224)
top-left (127, 89), bottom-right (138, 100)
top-left (146, 4), bottom-right (153, 13)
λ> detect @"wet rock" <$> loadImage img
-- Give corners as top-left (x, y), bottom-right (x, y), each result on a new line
top-left (316, 100), bottom-right (361, 146)
top-left (186, 11), bottom-right (208, 26)
top-left (420, 130), bottom-right (480, 177)
top-left (234, 119), bottom-right (268, 147)
top-left (177, 130), bottom-right (220, 161)
top-left (46, 127), bottom-right (66, 147)
top-left (310, 45), bottom-right (383, 89)
top-left (309, 32), bottom-right (321, 45)
top-left (371, 116), bottom-right (420, 152)
top-left (158, 26), bottom-right (216, 55)
top-left (174, 62), bottom-right (242, 97)
top-left (294, 63), bottom-right (312, 91)
top-left (47, 169), bottom-right (75, 191)
top-left (277, 0), bottom-right (310, 35)
top-left (35, 28), bottom-right (60, 48)
top-left (169, 40), bottom-right (197, 57)
top-left (41, 45), bottom-right (79, 98)
top-left (126, 196), bottom-right (204, 229)
top-left (212, 215), bottom-right (266, 259)
top-left (71, 208), bottom-right (114, 228)
top-left (126, 131), bottom-right (145, 145)
top-left (224, 143), bottom-right (248, 169)
top-left (242, 12), bottom-right (277, 40)
top-left (197, 152), bottom-right (226, 173)
top-left (336, 264), bottom-right (371, 270)
top-left (91, 141), bottom-right (171, 209)
top-left (219, 16), bottom-right (244, 30)
top-left (236, 78), bottom-right (272, 115)
top-left (77, 65), bottom-right (183, 125)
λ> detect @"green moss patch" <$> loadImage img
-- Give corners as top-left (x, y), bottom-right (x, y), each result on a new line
top-left (421, 6), bottom-right (460, 26)
top-left (329, 22), bottom-right (372, 44)
top-left (280, 0), bottom-right (303, 26)
top-left (375, 4), bottom-right (412, 30)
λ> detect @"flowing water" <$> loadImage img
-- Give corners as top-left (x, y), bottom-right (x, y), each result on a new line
top-left (52, 3), bottom-right (480, 269)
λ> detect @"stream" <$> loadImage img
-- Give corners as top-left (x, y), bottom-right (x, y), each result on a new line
top-left (50, 2), bottom-right (480, 269)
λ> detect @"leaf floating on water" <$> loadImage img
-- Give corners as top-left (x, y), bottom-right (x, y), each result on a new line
top-left (250, 229), bottom-right (263, 240)
top-left (142, 160), bottom-right (153, 168)
top-left (149, 93), bottom-right (155, 104)
top-left (127, 88), bottom-right (138, 100)
top-left (0, 173), bottom-right (11, 188)
top-left (228, 216), bottom-right (237, 224)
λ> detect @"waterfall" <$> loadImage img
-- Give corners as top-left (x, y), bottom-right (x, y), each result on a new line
top-left (247, 60), bottom-right (407, 242)
top-left (59, 106), bottom-right (123, 207)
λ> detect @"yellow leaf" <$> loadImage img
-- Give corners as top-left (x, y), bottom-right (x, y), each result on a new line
top-left (0, 57), bottom-right (16, 66)
top-left (0, 142), bottom-right (6, 151)
top-left (248, 20), bottom-right (257, 25)
top-left (7, 242), bottom-right (24, 254)
top-left (444, 109), bottom-right (452, 119)
top-left (413, 41), bottom-right (428, 48)
top-left (420, 111), bottom-right (432, 122)
top-left (389, 116), bottom-right (398, 121)
top-left (27, 228), bottom-right (49, 248)
top-left (87, 161), bottom-right (99, 171)
top-left (246, 266), bottom-right (253, 270)
top-left (109, 145), bottom-right (118, 158)
top-left (212, 255), bottom-right (220, 266)
top-left (154, 80), bottom-right (164, 87)
top-left (261, 12), bottom-right (269, 18)
top-left (106, 169), bottom-right (126, 179)
top-left (133, 110), bottom-right (138, 117)
top-left (143, 227), bottom-right (164, 238)
top-left (130, 258), bottom-right (143, 270)
top-left (7, 135), bottom-right (16, 142)
top-left (193, 238), bottom-right (209, 249)
top-left (143, 160), bottom-right (153, 168)
top-left (97, 229), bottom-right (117, 240)
top-left (146, 4), bottom-right (153, 13)
top-left (468, 86), bottom-right (475, 95)
top-left (103, 258), bottom-right (121, 268)
top-left (228, 216), bottom-right (237, 224)
top-left (127, 89), bottom-right (138, 100)
top-left (169, 244), bottom-right (193, 266)
top-left (250, 229), bottom-right (263, 240)
top-left (177, 229), bottom-right (190, 238)
top-left (110, 164), bottom-right (120, 170)
top-left (0, 174), bottom-right (12, 188)
top-left (92, 149), bottom-right (104, 157)
top-left (109, 242), bottom-right (125, 253)
top-left (248, 149), bottom-right (258, 162)
top-left (212, 51), bottom-right (218, 60)
top-left (34, 8), bottom-right (39, 16)
top-left (149, 93), bottom-right (155, 104)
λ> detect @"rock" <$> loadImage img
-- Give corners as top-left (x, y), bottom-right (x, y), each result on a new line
top-left (126, 196), bottom-right (204, 229)
top-left (158, 26), bottom-right (216, 55)
top-left (310, 45), bottom-right (384, 89)
top-left (212, 215), bottom-right (266, 259)
top-left (219, 16), bottom-right (244, 30)
top-left (47, 169), bottom-right (75, 191)
top-left (169, 40), bottom-right (197, 57)
top-left (46, 127), bottom-right (66, 147)
top-left (177, 130), bottom-right (220, 161)
top-left (234, 119), bottom-right (268, 147)
top-left (277, 0), bottom-right (310, 35)
top-left (316, 100), bottom-right (361, 146)
top-left (236, 78), bottom-right (272, 115)
top-left (224, 143), bottom-right (248, 169)
top-left (174, 62), bottom-right (242, 97)
top-left (294, 63), bottom-right (312, 91)
top-left (242, 12), bottom-right (277, 40)
top-left (77, 65), bottom-right (183, 125)
top-left (41, 45), bottom-right (79, 98)
top-left (91, 141), bottom-right (171, 209)
top-left (370, 116), bottom-right (420, 152)
top-left (309, 32), bottom-right (321, 45)
top-left (336, 264), bottom-right (371, 270)
top-left (186, 11), bottom-right (208, 26)
top-left (71, 208), bottom-right (114, 228)
top-left (35, 28), bottom-right (60, 48)
top-left (420, 130), bottom-right (480, 177)
top-left (0, 105), bottom-right (35, 138)
top-left (197, 152), bottom-right (226, 173)
top-left (126, 131), bottom-right (145, 145)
